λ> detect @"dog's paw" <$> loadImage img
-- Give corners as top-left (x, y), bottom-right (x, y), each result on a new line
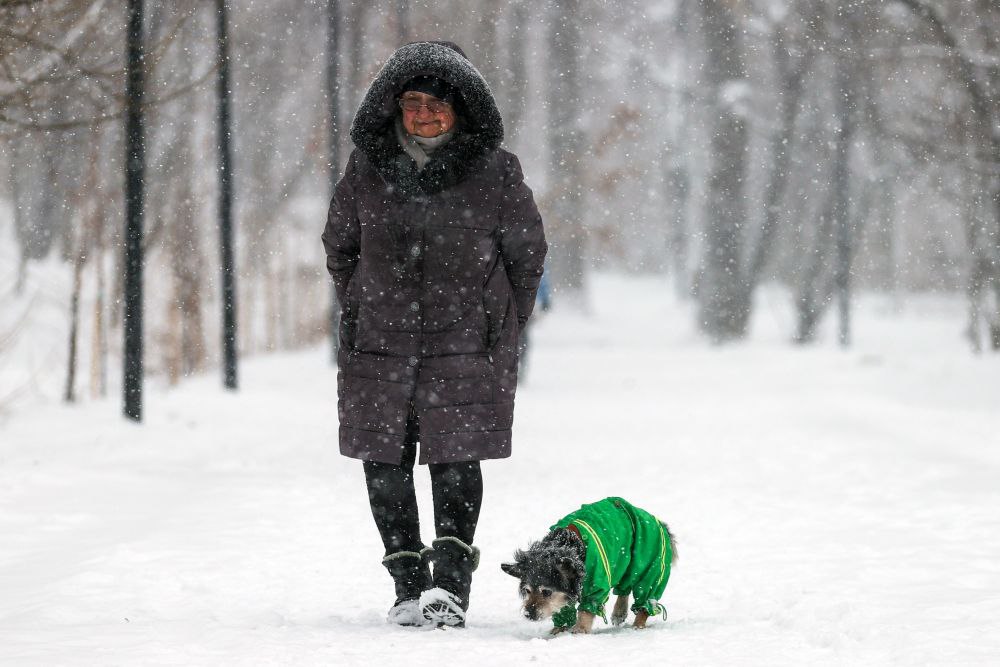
top-left (571, 610), bottom-right (596, 634)
top-left (549, 626), bottom-right (570, 636)
top-left (611, 594), bottom-right (630, 626)
top-left (632, 611), bottom-right (649, 630)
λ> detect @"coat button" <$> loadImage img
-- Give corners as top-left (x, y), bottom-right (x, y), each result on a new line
top-left (408, 356), bottom-right (419, 367)
top-left (410, 301), bottom-right (420, 312)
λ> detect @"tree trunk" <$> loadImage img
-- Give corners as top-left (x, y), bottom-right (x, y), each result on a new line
top-left (546, 0), bottom-right (586, 299)
top-left (832, 45), bottom-right (856, 348)
top-left (897, 0), bottom-right (1000, 352)
top-left (90, 241), bottom-right (107, 398)
top-left (664, 161), bottom-right (689, 299)
top-left (166, 148), bottom-right (206, 384)
top-left (696, 0), bottom-right (749, 341)
top-left (795, 197), bottom-right (836, 343)
top-left (738, 24), bottom-right (814, 330)
top-left (475, 0), bottom-right (500, 91)
top-left (9, 140), bottom-right (28, 295)
top-left (346, 1), bottom-right (367, 116)
top-left (123, 0), bottom-right (146, 421)
top-left (665, 0), bottom-right (693, 300)
top-left (504, 1), bottom-right (528, 149)
top-left (793, 5), bottom-right (861, 346)
top-left (85, 133), bottom-right (108, 399)
top-left (216, 0), bottom-right (237, 390)
top-left (64, 249), bottom-right (84, 404)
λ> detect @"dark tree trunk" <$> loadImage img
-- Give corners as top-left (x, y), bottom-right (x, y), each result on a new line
top-left (123, 0), bottom-right (145, 422)
top-left (216, 0), bottom-right (238, 390)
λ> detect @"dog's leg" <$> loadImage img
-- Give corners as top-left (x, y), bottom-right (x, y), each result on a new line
top-left (611, 594), bottom-right (630, 626)
top-left (632, 610), bottom-right (650, 630)
top-left (571, 611), bottom-right (595, 634)
top-left (549, 625), bottom-right (570, 636)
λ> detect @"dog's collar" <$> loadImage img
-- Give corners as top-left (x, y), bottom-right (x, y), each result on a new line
top-left (566, 524), bottom-right (582, 540)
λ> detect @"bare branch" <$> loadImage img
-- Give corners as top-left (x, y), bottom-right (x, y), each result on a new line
top-left (0, 62), bottom-right (217, 136)
top-left (0, 0), bottom-right (108, 98)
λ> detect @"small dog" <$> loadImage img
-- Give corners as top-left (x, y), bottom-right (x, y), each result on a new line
top-left (501, 497), bottom-right (677, 635)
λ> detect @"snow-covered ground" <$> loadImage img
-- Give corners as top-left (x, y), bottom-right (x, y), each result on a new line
top-left (2, 274), bottom-right (999, 665)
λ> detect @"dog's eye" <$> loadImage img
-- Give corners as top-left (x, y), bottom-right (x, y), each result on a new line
top-left (520, 587), bottom-right (530, 597)
top-left (541, 588), bottom-right (552, 598)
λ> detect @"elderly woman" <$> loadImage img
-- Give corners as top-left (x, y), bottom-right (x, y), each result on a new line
top-left (322, 41), bottom-right (547, 628)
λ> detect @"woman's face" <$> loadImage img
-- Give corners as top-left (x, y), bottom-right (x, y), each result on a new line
top-left (399, 91), bottom-right (456, 138)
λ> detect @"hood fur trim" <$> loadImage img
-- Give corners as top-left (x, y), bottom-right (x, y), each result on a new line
top-left (349, 41), bottom-right (504, 197)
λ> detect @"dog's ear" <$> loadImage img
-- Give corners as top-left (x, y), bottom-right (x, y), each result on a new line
top-left (501, 562), bottom-right (523, 578)
top-left (556, 557), bottom-right (581, 598)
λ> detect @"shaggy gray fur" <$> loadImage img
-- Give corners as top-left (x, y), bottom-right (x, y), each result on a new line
top-left (501, 528), bottom-right (587, 600)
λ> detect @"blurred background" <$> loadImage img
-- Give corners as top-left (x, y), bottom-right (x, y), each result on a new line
top-left (2, 0), bottom-right (999, 411)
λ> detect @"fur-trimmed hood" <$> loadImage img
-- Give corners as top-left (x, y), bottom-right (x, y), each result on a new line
top-left (349, 41), bottom-right (504, 198)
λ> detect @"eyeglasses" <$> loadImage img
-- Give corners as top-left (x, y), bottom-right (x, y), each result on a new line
top-left (399, 98), bottom-right (452, 114)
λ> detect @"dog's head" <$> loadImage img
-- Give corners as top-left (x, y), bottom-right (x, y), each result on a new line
top-left (501, 529), bottom-right (585, 621)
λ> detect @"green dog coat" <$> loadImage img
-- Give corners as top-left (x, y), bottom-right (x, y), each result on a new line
top-left (549, 497), bottom-right (673, 628)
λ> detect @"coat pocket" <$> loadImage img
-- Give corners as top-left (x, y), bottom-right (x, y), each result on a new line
top-left (340, 272), bottom-right (360, 350)
top-left (482, 294), bottom-right (499, 350)
top-left (482, 260), bottom-right (513, 351)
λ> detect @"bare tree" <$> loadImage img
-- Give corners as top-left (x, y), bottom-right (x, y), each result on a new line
top-left (738, 3), bottom-right (818, 326)
top-left (545, 0), bottom-right (586, 300)
top-left (63, 136), bottom-right (104, 402)
top-left (696, 0), bottom-right (750, 342)
top-left (794, 3), bottom-right (864, 344)
top-left (0, 0), bottom-right (117, 133)
top-left (890, 0), bottom-right (1000, 351)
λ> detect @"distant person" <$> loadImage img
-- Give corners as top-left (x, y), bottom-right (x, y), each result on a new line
top-left (519, 269), bottom-right (552, 377)
top-left (322, 41), bottom-right (547, 628)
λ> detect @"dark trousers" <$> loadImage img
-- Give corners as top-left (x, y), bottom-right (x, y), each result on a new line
top-left (363, 417), bottom-right (483, 556)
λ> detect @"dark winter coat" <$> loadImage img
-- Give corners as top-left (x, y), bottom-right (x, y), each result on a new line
top-left (322, 41), bottom-right (547, 465)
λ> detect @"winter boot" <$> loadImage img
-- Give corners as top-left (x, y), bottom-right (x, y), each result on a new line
top-left (420, 537), bottom-right (480, 628)
top-left (382, 549), bottom-right (433, 626)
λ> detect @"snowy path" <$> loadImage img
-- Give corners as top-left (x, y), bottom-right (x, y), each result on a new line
top-left (2, 275), bottom-right (999, 665)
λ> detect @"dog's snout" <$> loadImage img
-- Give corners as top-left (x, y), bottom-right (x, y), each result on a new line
top-left (524, 606), bottom-right (540, 621)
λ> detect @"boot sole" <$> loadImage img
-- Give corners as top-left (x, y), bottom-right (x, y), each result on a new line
top-left (421, 601), bottom-right (466, 628)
